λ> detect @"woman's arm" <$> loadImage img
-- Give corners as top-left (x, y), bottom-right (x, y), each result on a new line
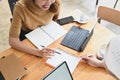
top-left (9, 37), bottom-right (54, 58)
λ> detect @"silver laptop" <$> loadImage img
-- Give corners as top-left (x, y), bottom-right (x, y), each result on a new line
top-left (41, 61), bottom-right (73, 80)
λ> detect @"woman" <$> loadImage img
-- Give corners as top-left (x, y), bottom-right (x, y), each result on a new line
top-left (9, 0), bottom-right (60, 58)
top-left (81, 36), bottom-right (120, 79)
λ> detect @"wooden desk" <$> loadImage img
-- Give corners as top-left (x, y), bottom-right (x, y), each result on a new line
top-left (0, 20), bottom-right (116, 80)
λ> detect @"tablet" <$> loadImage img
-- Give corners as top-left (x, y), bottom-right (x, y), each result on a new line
top-left (41, 61), bottom-right (73, 80)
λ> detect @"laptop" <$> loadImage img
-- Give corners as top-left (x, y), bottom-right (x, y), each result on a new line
top-left (41, 61), bottom-right (73, 80)
top-left (60, 22), bottom-right (97, 51)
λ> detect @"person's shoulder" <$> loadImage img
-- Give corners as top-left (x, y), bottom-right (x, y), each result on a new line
top-left (15, 0), bottom-right (26, 8)
top-left (13, 0), bottom-right (27, 13)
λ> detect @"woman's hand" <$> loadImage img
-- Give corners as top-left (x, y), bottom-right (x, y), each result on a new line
top-left (36, 47), bottom-right (55, 58)
top-left (81, 54), bottom-right (105, 68)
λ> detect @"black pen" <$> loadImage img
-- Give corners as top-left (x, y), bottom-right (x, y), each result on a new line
top-left (40, 45), bottom-right (45, 48)
top-left (40, 45), bottom-right (61, 55)
top-left (55, 51), bottom-right (61, 54)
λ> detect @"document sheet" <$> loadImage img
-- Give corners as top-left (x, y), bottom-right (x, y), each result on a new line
top-left (46, 48), bottom-right (81, 74)
top-left (25, 21), bottom-right (67, 49)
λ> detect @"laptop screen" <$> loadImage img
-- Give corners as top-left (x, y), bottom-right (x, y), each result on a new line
top-left (41, 61), bottom-right (73, 80)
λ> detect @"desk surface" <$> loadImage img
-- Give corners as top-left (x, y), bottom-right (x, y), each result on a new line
top-left (0, 20), bottom-right (116, 80)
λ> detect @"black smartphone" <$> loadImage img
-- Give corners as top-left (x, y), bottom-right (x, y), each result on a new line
top-left (57, 16), bottom-right (74, 25)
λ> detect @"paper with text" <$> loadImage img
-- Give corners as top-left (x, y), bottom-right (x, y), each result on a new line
top-left (46, 48), bottom-right (81, 74)
top-left (104, 36), bottom-right (120, 79)
top-left (25, 21), bottom-right (67, 49)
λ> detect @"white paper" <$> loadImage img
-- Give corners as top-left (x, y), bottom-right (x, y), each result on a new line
top-left (104, 36), bottom-right (120, 79)
top-left (46, 48), bottom-right (81, 74)
top-left (41, 21), bottom-right (67, 40)
top-left (25, 21), bottom-right (67, 49)
top-left (25, 27), bottom-right (54, 49)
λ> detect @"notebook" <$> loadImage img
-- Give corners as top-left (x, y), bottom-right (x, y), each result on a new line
top-left (41, 61), bottom-right (73, 80)
top-left (46, 48), bottom-right (81, 73)
top-left (25, 21), bottom-right (67, 49)
top-left (60, 22), bottom-right (96, 51)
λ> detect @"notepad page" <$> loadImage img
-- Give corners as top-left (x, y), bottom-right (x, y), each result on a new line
top-left (25, 27), bottom-right (54, 49)
top-left (41, 21), bottom-right (67, 40)
top-left (46, 48), bottom-right (81, 73)
top-left (25, 21), bottom-right (67, 49)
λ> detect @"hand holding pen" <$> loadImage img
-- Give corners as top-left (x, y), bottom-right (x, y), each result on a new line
top-left (36, 45), bottom-right (55, 58)
top-left (40, 45), bottom-right (61, 55)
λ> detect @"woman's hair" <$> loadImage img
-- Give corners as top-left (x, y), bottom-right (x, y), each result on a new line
top-left (49, 1), bottom-right (59, 13)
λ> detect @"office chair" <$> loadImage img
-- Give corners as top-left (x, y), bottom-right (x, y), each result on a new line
top-left (96, 0), bottom-right (118, 8)
top-left (8, 0), bottom-right (18, 15)
top-left (97, 6), bottom-right (120, 26)
top-left (8, 0), bottom-right (28, 41)
top-left (8, 0), bottom-right (18, 22)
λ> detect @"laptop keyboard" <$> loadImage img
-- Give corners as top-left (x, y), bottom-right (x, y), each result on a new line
top-left (61, 26), bottom-right (89, 51)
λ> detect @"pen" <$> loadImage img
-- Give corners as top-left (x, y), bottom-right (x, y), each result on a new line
top-left (40, 45), bottom-right (45, 48)
top-left (55, 51), bottom-right (61, 54)
top-left (40, 45), bottom-right (61, 55)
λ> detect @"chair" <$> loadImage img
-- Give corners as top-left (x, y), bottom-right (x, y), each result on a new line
top-left (97, 6), bottom-right (120, 26)
top-left (8, 0), bottom-right (18, 15)
top-left (96, 0), bottom-right (118, 8)
top-left (8, 0), bottom-right (18, 22)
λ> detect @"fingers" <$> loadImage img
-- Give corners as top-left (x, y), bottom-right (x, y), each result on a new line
top-left (81, 54), bottom-right (94, 59)
top-left (42, 52), bottom-right (54, 58)
top-left (80, 54), bottom-right (102, 67)
top-left (81, 54), bottom-right (96, 63)
top-left (40, 48), bottom-right (55, 58)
